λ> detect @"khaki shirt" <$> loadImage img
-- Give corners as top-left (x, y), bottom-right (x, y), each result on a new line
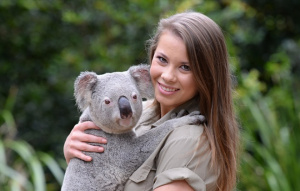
top-left (124, 98), bottom-right (218, 191)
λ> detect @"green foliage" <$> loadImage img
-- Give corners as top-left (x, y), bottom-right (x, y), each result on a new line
top-left (0, 140), bottom-right (63, 191)
top-left (0, 90), bottom-right (64, 191)
top-left (0, 139), bottom-right (65, 191)
top-left (236, 51), bottom-right (300, 190)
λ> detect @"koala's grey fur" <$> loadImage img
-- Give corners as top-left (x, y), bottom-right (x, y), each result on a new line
top-left (61, 65), bottom-right (205, 191)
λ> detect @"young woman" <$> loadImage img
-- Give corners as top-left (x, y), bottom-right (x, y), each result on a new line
top-left (64, 11), bottom-right (239, 191)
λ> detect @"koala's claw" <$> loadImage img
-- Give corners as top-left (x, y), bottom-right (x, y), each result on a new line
top-left (187, 111), bottom-right (201, 116)
top-left (170, 109), bottom-right (191, 119)
top-left (177, 109), bottom-right (190, 117)
top-left (195, 114), bottom-right (206, 124)
top-left (170, 112), bottom-right (177, 119)
top-left (169, 110), bottom-right (206, 127)
top-left (186, 112), bottom-right (206, 125)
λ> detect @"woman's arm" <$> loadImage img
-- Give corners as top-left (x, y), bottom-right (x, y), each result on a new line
top-left (63, 121), bottom-right (107, 164)
top-left (154, 180), bottom-right (194, 191)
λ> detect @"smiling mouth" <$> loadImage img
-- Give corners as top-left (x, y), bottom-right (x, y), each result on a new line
top-left (158, 82), bottom-right (179, 92)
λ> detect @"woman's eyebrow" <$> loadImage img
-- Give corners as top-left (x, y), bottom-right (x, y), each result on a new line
top-left (156, 51), bottom-right (189, 64)
top-left (181, 61), bottom-right (190, 65)
top-left (156, 52), bottom-right (168, 59)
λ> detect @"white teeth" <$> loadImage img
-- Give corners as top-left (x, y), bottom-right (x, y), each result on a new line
top-left (160, 84), bottom-right (177, 92)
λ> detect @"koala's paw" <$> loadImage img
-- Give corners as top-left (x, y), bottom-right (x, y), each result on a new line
top-left (170, 109), bottom-right (189, 119)
top-left (171, 111), bottom-right (206, 127)
top-left (185, 111), bottom-right (206, 125)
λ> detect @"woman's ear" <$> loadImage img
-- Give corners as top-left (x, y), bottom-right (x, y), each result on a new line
top-left (129, 64), bottom-right (154, 100)
top-left (74, 71), bottom-right (98, 111)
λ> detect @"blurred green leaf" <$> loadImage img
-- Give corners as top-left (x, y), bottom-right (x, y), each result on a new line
top-left (38, 152), bottom-right (64, 185)
top-left (5, 140), bottom-right (46, 191)
top-left (0, 163), bottom-right (33, 190)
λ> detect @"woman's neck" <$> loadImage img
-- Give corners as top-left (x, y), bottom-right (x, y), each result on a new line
top-left (160, 105), bottom-right (175, 117)
top-left (152, 99), bottom-right (176, 118)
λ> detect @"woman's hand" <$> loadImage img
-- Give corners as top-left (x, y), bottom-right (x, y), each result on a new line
top-left (64, 121), bottom-right (107, 164)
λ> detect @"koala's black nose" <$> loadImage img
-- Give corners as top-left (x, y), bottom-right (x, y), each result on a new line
top-left (118, 96), bottom-right (133, 119)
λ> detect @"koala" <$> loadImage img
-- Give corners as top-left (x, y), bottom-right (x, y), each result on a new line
top-left (61, 64), bottom-right (205, 191)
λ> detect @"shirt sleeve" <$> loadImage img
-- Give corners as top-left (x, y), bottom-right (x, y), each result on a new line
top-left (153, 124), bottom-right (217, 191)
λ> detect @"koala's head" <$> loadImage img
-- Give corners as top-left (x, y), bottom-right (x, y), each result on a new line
top-left (74, 64), bottom-right (154, 134)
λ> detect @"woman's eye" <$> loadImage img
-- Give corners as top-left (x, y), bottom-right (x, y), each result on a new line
top-left (157, 56), bottom-right (167, 63)
top-left (180, 65), bottom-right (191, 71)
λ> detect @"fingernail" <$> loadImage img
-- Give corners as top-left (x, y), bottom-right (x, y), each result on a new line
top-left (86, 156), bottom-right (92, 161)
top-left (99, 147), bottom-right (104, 152)
top-left (102, 138), bottom-right (107, 144)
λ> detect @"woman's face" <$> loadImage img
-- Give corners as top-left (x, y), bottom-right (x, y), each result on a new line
top-left (150, 31), bottom-right (198, 116)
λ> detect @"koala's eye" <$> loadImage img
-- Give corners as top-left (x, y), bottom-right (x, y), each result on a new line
top-left (132, 93), bottom-right (137, 100)
top-left (104, 98), bottom-right (111, 105)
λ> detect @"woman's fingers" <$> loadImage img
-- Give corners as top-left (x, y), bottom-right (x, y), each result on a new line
top-left (72, 142), bottom-right (104, 159)
top-left (64, 121), bottom-right (107, 163)
top-left (70, 129), bottom-right (107, 144)
top-left (64, 137), bottom-right (105, 163)
top-left (74, 121), bottom-right (100, 131)
top-left (71, 122), bottom-right (107, 144)
top-left (70, 149), bottom-right (93, 162)
top-left (68, 127), bottom-right (107, 152)
top-left (75, 142), bottom-right (104, 153)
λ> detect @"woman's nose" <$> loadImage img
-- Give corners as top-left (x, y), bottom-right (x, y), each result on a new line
top-left (161, 66), bottom-right (176, 83)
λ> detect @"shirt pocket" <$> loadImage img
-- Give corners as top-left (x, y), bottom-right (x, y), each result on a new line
top-left (124, 165), bottom-right (156, 191)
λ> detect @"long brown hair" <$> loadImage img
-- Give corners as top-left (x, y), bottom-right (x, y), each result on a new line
top-left (147, 11), bottom-right (239, 191)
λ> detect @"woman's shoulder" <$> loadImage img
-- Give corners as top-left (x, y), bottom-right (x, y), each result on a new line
top-left (156, 123), bottom-right (209, 166)
top-left (154, 123), bottom-right (217, 191)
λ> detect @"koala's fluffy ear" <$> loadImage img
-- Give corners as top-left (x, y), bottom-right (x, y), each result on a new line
top-left (129, 64), bottom-right (154, 99)
top-left (74, 71), bottom-right (98, 111)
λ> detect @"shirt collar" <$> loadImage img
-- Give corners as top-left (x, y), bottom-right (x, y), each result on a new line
top-left (151, 97), bottom-right (200, 128)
